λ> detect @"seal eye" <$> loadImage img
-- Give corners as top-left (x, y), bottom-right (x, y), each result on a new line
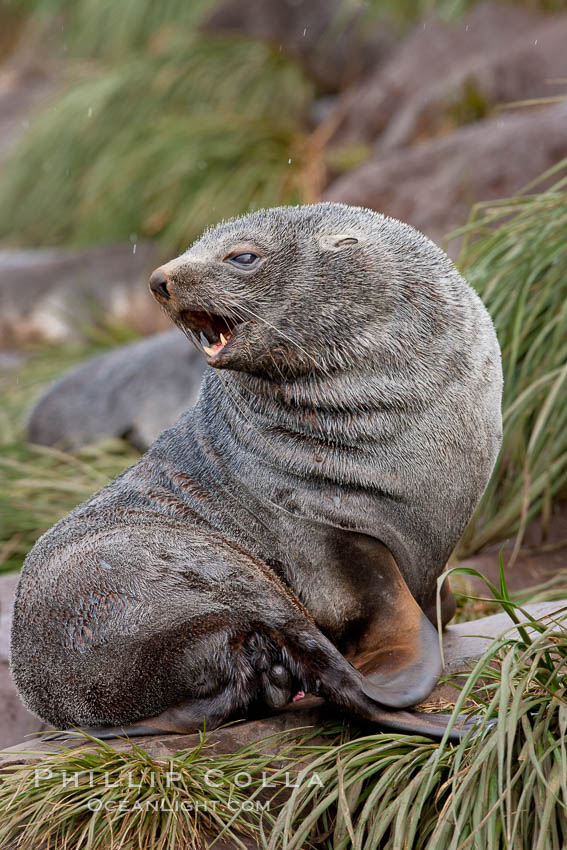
top-left (225, 252), bottom-right (261, 269)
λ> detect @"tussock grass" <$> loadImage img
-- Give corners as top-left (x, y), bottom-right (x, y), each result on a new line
top-left (0, 32), bottom-right (314, 253)
top-left (455, 161), bottom-right (567, 557)
top-left (450, 568), bottom-right (567, 624)
top-left (0, 728), bottom-right (311, 850)
top-left (0, 325), bottom-right (140, 443)
top-left (0, 440), bottom-right (140, 574)
top-left (19, 0), bottom-right (212, 58)
top-left (0, 338), bottom-right (141, 574)
top-left (263, 568), bottom-right (567, 849)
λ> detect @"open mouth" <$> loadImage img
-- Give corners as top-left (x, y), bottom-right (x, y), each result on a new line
top-left (179, 310), bottom-right (243, 359)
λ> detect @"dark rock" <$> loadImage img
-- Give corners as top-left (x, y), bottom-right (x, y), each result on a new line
top-left (0, 243), bottom-right (167, 345)
top-left (0, 695), bottom-right (330, 768)
top-left (27, 330), bottom-right (206, 451)
top-left (324, 102), bottom-right (567, 247)
top-left (201, 0), bottom-right (393, 93)
top-left (458, 502), bottom-right (567, 597)
top-left (331, 1), bottom-right (545, 144)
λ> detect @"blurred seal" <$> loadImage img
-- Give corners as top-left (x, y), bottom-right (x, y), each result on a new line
top-left (26, 330), bottom-right (205, 451)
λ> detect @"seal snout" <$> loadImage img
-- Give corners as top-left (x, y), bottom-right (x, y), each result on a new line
top-left (149, 267), bottom-right (171, 301)
top-left (149, 262), bottom-right (245, 365)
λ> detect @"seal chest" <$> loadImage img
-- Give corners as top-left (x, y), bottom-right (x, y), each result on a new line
top-left (11, 203), bottom-right (502, 737)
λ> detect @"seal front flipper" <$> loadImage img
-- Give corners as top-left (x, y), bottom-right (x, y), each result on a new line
top-left (361, 705), bottom-right (483, 742)
top-left (337, 535), bottom-right (442, 709)
top-left (354, 608), bottom-right (442, 709)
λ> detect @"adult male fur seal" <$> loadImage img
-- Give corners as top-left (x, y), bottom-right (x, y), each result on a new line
top-left (11, 203), bottom-right (502, 739)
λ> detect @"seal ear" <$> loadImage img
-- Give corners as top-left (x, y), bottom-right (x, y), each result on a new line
top-left (319, 234), bottom-right (359, 250)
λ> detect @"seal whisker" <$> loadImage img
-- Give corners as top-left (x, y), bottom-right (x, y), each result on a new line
top-left (229, 304), bottom-right (292, 384)
top-left (173, 312), bottom-right (297, 476)
top-left (234, 303), bottom-right (330, 377)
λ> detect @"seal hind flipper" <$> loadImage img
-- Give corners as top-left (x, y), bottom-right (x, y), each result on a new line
top-left (42, 620), bottom-right (465, 743)
top-left (49, 708), bottom-right (477, 744)
top-left (284, 625), bottom-right (474, 743)
top-left (48, 637), bottom-right (472, 744)
top-left (39, 693), bottom-right (231, 740)
top-left (81, 694), bottom-right (232, 739)
top-left (261, 663), bottom-right (294, 708)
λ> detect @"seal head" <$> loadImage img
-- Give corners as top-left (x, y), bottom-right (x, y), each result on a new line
top-left (150, 204), bottom-right (414, 379)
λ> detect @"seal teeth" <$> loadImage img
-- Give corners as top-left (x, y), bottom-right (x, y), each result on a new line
top-left (182, 311), bottom-right (237, 358)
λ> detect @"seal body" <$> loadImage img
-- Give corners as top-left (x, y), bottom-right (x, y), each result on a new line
top-left (26, 330), bottom-right (206, 451)
top-left (11, 203), bottom-right (502, 734)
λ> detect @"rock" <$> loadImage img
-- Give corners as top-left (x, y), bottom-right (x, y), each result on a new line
top-left (0, 693), bottom-right (331, 769)
top-left (0, 351), bottom-right (26, 371)
top-left (458, 502), bottom-right (567, 597)
top-left (201, 0), bottom-right (393, 93)
top-left (27, 330), bottom-right (206, 451)
top-left (441, 600), bottom-right (567, 676)
top-left (331, 1), bottom-right (545, 144)
top-left (379, 13), bottom-right (567, 152)
top-left (0, 574), bottom-right (51, 750)
top-left (0, 243), bottom-right (167, 346)
top-left (324, 102), bottom-right (567, 247)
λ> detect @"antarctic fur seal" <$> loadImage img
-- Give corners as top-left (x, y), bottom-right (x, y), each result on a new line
top-left (26, 329), bottom-right (205, 451)
top-left (11, 203), bottom-right (503, 738)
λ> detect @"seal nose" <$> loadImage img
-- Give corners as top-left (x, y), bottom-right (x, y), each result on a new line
top-left (149, 267), bottom-right (171, 301)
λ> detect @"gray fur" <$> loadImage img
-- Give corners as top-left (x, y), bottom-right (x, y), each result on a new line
top-left (10, 203), bottom-right (502, 733)
top-left (26, 330), bottom-right (205, 451)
